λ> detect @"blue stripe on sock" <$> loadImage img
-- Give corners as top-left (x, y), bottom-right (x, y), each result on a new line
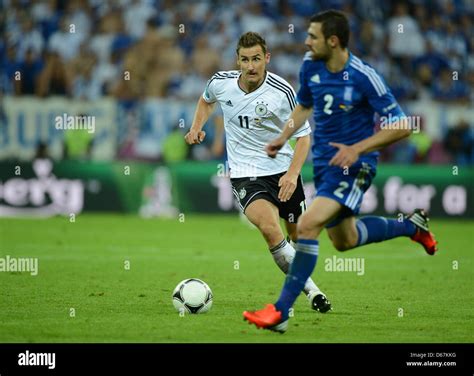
top-left (297, 239), bottom-right (319, 246)
top-left (296, 242), bottom-right (319, 255)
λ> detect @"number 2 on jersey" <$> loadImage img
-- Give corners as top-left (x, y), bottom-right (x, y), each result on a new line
top-left (323, 94), bottom-right (333, 115)
top-left (238, 115), bottom-right (250, 129)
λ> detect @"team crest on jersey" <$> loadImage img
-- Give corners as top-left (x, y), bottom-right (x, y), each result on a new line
top-left (255, 101), bottom-right (268, 116)
top-left (239, 188), bottom-right (247, 199)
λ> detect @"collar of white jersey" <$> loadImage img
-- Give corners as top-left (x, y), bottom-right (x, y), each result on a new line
top-left (237, 71), bottom-right (268, 95)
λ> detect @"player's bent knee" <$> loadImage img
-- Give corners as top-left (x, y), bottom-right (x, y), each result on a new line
top-left (257, 222), bottom-right (282, 242)
top-left (297, 215), bottom-right (322, 239)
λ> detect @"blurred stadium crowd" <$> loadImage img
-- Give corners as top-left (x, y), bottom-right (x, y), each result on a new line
top-left (1, 0), bottom-right (473, 164)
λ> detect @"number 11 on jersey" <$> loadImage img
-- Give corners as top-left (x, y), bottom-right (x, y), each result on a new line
top-left (238, 115), bottom-right (250, 129)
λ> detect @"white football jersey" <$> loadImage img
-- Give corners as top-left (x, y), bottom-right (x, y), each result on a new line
top-left (203, 70), bottom-right (311, 178)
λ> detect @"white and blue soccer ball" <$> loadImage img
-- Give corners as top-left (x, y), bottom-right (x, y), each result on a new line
top-left (172, 278), bottom-right (213, 314)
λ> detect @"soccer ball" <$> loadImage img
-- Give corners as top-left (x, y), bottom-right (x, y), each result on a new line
top-left (172, 278), bottom-right (213, 314)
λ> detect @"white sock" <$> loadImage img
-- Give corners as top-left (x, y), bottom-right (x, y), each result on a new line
top-left (270, 239), bottom-right (322, 296)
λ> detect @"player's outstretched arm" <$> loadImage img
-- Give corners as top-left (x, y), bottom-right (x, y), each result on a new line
top-left (278, 134), bottom-right (310, 202)
top-left (184, 96), bottom-right (216, 145)
top-left (266, 104), bottom-right (313, 158)
top-left (329, 118), bottom-right (412, 168)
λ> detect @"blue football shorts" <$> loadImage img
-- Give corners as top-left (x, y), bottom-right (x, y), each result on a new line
top-left (313, 161), bottom-right (376, 228)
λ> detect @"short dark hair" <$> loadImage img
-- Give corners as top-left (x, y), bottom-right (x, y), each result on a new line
top-left (310, 10), bottom-right (350, 48)
top-left (236, 32), bottom-right (267, 55)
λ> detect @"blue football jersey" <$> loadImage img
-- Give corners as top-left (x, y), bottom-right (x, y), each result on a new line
top-left (297, 52), bottom-right (406, 167)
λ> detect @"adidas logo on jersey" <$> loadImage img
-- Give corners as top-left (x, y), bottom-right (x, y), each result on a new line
top-left (225, 100), bottom-right (233, 107)
top-left (311, 74), bottom-right (320, 83)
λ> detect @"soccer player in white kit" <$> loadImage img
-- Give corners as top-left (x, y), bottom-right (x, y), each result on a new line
top-left (185, 32), bottom-right (331, 313)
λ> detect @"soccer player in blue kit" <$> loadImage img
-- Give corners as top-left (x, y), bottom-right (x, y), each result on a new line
top-left (243, 10), bottom-right (438, 333)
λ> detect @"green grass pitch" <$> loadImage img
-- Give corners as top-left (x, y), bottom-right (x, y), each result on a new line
top-left (0, 214), bottom-right (473, 343)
